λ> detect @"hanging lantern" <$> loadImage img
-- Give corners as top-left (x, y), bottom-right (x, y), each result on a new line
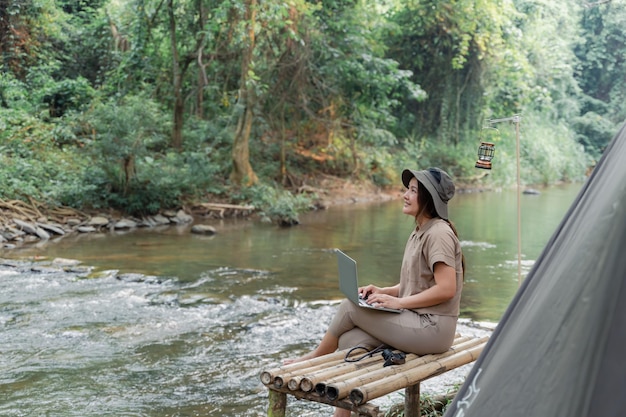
top-left (475, 141), bottom-right (495, 170)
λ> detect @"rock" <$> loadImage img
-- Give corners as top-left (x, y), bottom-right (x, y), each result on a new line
top-left (191, 225), bottom-right (217, 235)
top-left (175, 209), bottom-right (193, 224)
top-left (12, 219), bottom-right (38, 235)
top-left (13, 219), bottom-right (50, 240)
top-left (113, 219), bottom-right (137, 229)
top-left (87, 216), bottom-right (110, 227)
top-left (37, 222), bottom-right (66, 235)
top-left (7, 225), bottom-right (23, 233)
top-left (77, 226), bottom-right (97, 233)
top-left (66, 218), bottom-right (82, 226)
top-left (51, 258), bottom-right (82, 267)
top-left (152, 214), bottom-right (171, 225)
top-left (523, 188), bottom-right (540, 195)
top-left (117, 273), bottom-right (161, 284)
top-left (6, 226), bottom-right (25, 240)
top-left (138, 217), bottom-right (156, 227)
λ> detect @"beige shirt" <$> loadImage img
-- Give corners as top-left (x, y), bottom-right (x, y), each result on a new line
top-left (398, 218), bottom-right (463, 316)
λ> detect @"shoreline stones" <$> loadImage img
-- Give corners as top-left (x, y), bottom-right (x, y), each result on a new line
top-left (0, 209), bottom-right (207, 249)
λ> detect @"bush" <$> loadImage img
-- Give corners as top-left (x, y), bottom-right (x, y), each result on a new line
top-left (394, 136), bottom-right (477, 182)
top-left (231, 182), bottom-right (316, 226)
top-left (572, 111), bottom-right (617, 159)
top-left (0, 107), bottom-right (91, 205)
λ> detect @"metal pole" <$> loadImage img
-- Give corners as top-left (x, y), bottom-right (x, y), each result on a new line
top-left (488, 115), bottom-right (523, 285)
top-left (515, 118), bottom-right (522, 286)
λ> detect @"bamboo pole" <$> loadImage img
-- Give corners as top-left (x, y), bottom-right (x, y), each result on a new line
top-left (260, 334), bottom-right (465, 386)
top-left (323, 353), bottom-right (417, 401)
top-left (273, 357), bottom-right (348, 389)
top-left (350, 343), bottom-right (486, 405)
top-left (272, 386), bottom-right (383, 416)
top-left (324, 336), bottom-right (486, 401)
top-left (258, 334), bottom-right (458, 385)
top-left (262, 346), bottom-right (374, 388)
top-left (319, 335), bottom-right (469, 394)
top-left (259, 349), bottom-right (350, 386)
top-left (295, 353), bottom-right (385, 392)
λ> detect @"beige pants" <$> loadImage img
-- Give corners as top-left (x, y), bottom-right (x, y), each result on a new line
top-left (328, 299), bottom-right (457, 354)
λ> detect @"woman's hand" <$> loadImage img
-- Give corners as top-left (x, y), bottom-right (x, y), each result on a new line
top-left (362, 292), bottom-right (403, 310)
top-left (358, 284), bottom-right (400, 300)
top-left (358, 284), bottom-right (380, 300)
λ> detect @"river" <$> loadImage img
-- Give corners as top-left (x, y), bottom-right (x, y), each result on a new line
top-left (0, 183), bottom-right (582, 416)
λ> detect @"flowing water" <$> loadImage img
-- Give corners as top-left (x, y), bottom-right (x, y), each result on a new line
top-left (0, 183), bottom-right (582, 416)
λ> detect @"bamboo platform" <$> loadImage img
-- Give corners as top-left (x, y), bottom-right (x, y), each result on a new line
top-left (260, 335), bottom-right (488, 417)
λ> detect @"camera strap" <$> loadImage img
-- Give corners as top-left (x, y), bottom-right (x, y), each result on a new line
top-left (343, 344), bottom-right (386, 363)
top-left (343, 344), bottom-right (407, 367)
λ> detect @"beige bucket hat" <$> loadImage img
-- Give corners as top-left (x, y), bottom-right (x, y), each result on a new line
top-left (401, 167), bottom-right (455, 220)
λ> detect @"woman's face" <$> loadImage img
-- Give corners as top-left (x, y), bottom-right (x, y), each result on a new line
top-left (402, 177), bottom-right (420, 217)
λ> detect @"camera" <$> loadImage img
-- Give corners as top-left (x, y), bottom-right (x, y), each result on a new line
top-left (381, 349), bottom-right (406, 367)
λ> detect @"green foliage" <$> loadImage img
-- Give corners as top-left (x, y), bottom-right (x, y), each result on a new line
top-left (521, 117), bottom-right (589, 185)
top-left (466, 113), bottom-right (588, 187)
top-left (574, 2), bottom-right (626, 153)
top-left (0, 72), bottom-right (32, 111)
top-left (231, 182), bottom-right (316, 226)
top-left (360, 145), bottom-right (399, 188)
top-left (394, 135), bottom-right (477, 181)
top-left (386, 0), bottom-right (520, 141)
top-left (575, 3), bottom-right (626, 106)
top-left (314, 1), bottom-right (425, 135)
top-left (2, 0), bottom-right (619, 221)
top-left (77, 94), bottom-right (172, 214)
top-left (571, 112), bottom-right (618, 159)
top-left (0, 107), bottom-right (91, 205)
top-left (511, 0), bottom-right (581, 120)
top-left (40, 77), bottom-right (97, 118)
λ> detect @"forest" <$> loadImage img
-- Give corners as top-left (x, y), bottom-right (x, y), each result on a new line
top-left (0, 0), bottom-right (624, 224)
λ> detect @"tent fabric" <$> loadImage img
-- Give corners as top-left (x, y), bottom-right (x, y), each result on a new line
top-left (445, 122), bottom-right (626, 417)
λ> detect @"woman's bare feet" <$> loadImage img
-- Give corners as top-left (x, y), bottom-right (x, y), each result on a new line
top-left (282, 333), bottom-right (339, 365)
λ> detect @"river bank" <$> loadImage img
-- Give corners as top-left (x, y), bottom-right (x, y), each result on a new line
top-left (0, 175), bottom-right (403, 249)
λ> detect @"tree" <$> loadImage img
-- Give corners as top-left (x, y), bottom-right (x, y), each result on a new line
top-left (167, 0), bottom-right (193, 150)
top-left (385, 0), bottom-right (519, 143)
top-left (573, 0), bottom-right (626, 156)
top-left (230, 0), bottom-right (259, 185)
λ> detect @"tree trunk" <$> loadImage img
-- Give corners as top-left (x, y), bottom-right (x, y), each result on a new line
top-left (168, 0), bottom-right (184, 150)
top-left (196, 1), bottom-right (208, 119)
top-left (230, 0), bottom-right (258, 186)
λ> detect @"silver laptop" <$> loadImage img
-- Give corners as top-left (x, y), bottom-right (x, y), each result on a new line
top-left (335, 249), bottom-right (402, 313)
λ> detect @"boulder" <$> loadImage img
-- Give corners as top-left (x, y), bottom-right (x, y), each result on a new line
top-left (13, 219), bottom-right (50, 240)
top-left (37, 222), bottom-right (66, 235)
top-left (114, 219), bottom-right (137, 229)
top-left (175, 209), bottom-right (194, 224)
top-left (191, 225), bottom-right (217, 235)
top-left (152, 214), bottom-right (171, 225)
top-left (87, 216), bottom-right (110, 227)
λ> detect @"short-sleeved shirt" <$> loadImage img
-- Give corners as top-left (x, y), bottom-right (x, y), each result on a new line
top-left (398, 218), bottom-right (463, 316)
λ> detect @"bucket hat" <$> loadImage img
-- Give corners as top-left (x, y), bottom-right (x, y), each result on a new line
top-left (402, 167), bottom-right (455, 220)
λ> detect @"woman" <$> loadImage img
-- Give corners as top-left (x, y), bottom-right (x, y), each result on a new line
top-left (288, 167), bottom-right (464, 417)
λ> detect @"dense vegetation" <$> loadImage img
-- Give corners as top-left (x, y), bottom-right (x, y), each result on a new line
top-left (1, 0), bottom-right (624, 223)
